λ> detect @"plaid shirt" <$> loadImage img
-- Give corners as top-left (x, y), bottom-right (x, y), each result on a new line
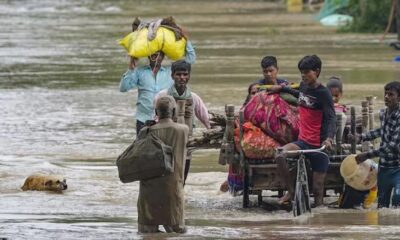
top-left (362, 105), bottom-right (400, 168)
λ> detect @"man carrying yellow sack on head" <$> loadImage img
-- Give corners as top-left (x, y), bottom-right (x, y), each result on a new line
top-left (119, 17), bottom-right (196, 136)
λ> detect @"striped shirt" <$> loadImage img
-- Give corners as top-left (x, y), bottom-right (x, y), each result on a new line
top-left (362, 105), bottom-right (400, 168)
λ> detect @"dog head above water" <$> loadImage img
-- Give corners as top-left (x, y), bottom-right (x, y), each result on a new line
top-left (21, 174), bottom-right (67, 192)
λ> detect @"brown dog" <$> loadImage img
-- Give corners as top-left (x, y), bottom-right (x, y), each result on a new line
top-left (21, 174), bottom-right (67, 192)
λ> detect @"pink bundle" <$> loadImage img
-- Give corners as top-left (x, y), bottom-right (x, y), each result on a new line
top-left (243, 92), bottom-right (299, 144)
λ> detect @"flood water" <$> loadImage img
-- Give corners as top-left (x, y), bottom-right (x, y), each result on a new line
top-left (1, 0), bottom-right (400, 239)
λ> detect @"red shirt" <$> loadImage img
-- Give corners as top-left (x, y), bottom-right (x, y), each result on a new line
top-left (297, 83), bottom-right (336, 146)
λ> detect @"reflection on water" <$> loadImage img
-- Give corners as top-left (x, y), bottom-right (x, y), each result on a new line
top-left (1, 0), bottom-right (400, 239)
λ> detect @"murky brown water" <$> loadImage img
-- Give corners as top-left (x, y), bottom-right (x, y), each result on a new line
top-left (1, 0), bottom-right (400, 239)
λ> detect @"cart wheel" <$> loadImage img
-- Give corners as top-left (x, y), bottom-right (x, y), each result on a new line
top-left (243, 167), bottom-right (250, 208)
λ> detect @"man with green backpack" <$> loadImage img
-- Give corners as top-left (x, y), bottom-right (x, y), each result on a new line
top-left (137, 95), bottom-right (189, 234)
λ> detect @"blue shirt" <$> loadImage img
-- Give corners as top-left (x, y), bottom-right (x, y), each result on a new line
top-left (120, 41), bottom-right (196, 123)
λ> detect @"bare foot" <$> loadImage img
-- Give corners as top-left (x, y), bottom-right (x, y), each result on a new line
top-left (220, 180), bottom-right (229, 192)
top-left (278, 192), bottom-right (292, 204)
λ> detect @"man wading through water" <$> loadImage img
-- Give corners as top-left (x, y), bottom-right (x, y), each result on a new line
top-left (355, 81), bottom-right (400, 208)
top-left (137, 95), bottom-right (189, 233)
top-left (154, 60), bottom-right (210, 185)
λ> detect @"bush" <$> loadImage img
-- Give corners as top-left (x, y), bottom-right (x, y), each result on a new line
top-left (340, 0), bottom-right (393, 32)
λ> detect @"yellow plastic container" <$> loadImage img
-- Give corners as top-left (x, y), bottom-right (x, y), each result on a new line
top-left (363, 186), bottom-right (377, 209)
top-left (340, 154), bottom-right (378, 191)
top-left (287, 0), bottom-right (303, 13)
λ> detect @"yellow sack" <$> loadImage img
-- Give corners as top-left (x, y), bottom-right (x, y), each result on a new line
top-left (118, 27), bottom-right (186, 60)
top-left (160, 28), bottom-right (186, 60)
top-left (119, 28), bottom-right (162, 58)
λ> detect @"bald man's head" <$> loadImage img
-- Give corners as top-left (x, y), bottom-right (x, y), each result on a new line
top-left (156, 95), bottom-right (176, 119)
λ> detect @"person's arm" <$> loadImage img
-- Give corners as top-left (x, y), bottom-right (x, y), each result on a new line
top-left (267, 84), bottom-right (300, 98)
top-left (119, 67), bottom-right (140, 92)
top-left (356, 148), bottom-right (380, 164)
top-left (356, 124), bottom-right (396, 163)
top-left (192, 93), bottom-right (211, 129)
top-left (361, 128), bottom-right (381, 141)
top-left (129, 57), bottom-right (138, 70)
top-left (272, 81), bottom-right (301, 97)
top-left (184, 41), bottom-right (196, 64)
top-left (281, 85), bottom-right (300, 98)
top-left (321, 88), bottom-right (336, 150)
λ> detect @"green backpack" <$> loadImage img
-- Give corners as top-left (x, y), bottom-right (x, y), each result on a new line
top-left (116, 126), bottom-right (174, 183)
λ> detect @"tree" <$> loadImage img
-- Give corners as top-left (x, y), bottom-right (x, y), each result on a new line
top-left (342, 0), bottom-right (394, 33)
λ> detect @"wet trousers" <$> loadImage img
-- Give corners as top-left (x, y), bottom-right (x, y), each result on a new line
top-left (377, 167), bottom-right (400, 208)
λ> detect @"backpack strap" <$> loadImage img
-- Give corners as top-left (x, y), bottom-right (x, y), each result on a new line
top-left (146, 123), bottom-right (158, 135)
top-left (137, 126), bottom-right (151, 140)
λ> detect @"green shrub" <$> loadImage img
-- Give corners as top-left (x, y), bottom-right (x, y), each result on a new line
top-left (341, 0), bottom-right (392, 32)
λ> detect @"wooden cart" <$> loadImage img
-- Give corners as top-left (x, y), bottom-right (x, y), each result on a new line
top-left (218, 97), bottom-right (376, 208)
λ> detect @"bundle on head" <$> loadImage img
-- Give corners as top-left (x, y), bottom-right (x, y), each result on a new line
top-left (161, 16), bottom-right (185, 40)
top-left (131, 16), bottom-right (185, 40)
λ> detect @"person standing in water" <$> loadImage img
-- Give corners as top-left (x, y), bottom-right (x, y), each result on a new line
top-left (154, 60), bottom-right (210, 185)
top-left (355, 81), bottom-right (400, 208)
top-left (137, 95), bottom-right (189, 233)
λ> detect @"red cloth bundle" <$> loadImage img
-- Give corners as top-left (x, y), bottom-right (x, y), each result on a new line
top-left (234, 122), bottom-right (280, 159)
top-left (243, 92), bottom-right (299, 144)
